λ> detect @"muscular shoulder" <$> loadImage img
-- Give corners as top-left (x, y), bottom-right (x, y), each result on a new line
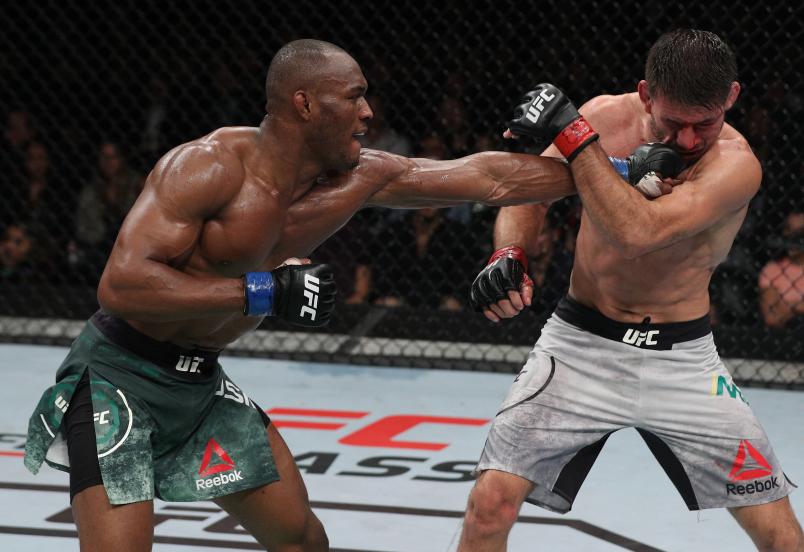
top-left (333, 148), bottom-right (409, 192)
top-left (693, 129), bottom-right (761, 190)
top-left (357, 148), bottom-right (409, 179)
top-left (147, 132), bottom-right (247, 216)
top-left (576, 93), bottom-right (643, 156)
top-left (578, 93), bottom-right (636, 131)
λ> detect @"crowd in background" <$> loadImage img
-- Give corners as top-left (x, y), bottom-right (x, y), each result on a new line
top-left (1, 70), bottom-right (802, 332)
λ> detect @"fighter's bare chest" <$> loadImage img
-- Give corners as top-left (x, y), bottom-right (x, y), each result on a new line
top-left (196, 179), bottom-right (373, 274)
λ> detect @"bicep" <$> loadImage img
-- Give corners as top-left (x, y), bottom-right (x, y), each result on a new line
top-left (111, 190), bottom-right (204, 266)
top-left (644, 155), bottom-right (760, 244)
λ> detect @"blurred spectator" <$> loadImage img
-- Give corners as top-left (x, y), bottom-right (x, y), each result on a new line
top-left (359, 94), bottom-right (413, 156)
top-left (311, 208), bottom-right (384, 306)
top-left (0, 222), bottom-right (37, 283)
top-left (514, 199), bottom-right (578, 315)
top-left (434, 96), bottom-right (497, 159)
top-left (69, 141), bottom-right (143, 279)
top-left (472, 134), bottom-right (501, 153)
top-left (6, 142), bottom-right (69, 267)
top-left (417, 134), bottom-right (448, 160)
top-left (759, 211), bottom-right (804, 329)
top-left (744, 103), bottom-right (772, 164)
top-left (206, 63), bottom-right (246, 129)
top-left (358, 207), bottom-right (483, 310)
top-left (436, 97), bottom-right (473, 158)
top-left (137, 77), bottom-right (172, 170)
top-left (0, 109), bottom-right (37, 183)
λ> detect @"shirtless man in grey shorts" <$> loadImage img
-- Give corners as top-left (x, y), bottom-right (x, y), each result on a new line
top-left (461, 29), bottom-right (803, 551)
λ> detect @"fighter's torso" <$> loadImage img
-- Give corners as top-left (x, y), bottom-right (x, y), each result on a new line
top-left (569, 93), bottom-right (751, 322)
top-left (124, 129), bottom-right (401, 348)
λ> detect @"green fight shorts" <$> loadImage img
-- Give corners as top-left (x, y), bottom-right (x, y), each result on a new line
top-left (24, 310), bottom-right (279, 505)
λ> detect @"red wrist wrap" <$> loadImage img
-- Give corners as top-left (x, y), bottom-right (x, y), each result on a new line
top-left (554, 116), bottom-right (599, 162)
top-left (488, 245), bottom-right (529, 272)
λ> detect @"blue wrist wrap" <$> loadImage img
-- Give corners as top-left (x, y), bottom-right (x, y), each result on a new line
top-left (608, 156), bottom-right (629, 181)
top-left (243, 272), bottom-right (275, 316)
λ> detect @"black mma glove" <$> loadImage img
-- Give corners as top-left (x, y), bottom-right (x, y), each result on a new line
top-left (243, 263), bottom-right (336, 327)
top-left (469, 246), bottom-right (533, 312)
top-left (609, 143), bottom-right (685, 198)
top-left (507, 83), bottom-right (599, 161)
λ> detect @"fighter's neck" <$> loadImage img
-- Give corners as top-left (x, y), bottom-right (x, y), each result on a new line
top-left (250, 118), bottom-right (326, 195)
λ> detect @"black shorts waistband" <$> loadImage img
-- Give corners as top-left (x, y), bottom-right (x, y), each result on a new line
top-left (553, 296), bottom-right (711, 350)
top-left (89, 310), bottom-right (221, 379)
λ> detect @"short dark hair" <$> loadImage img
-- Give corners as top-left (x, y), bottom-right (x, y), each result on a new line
top-left (645, 29), bottom-right (737, 108)
top-left (264, 39), bottom-right (347, 113)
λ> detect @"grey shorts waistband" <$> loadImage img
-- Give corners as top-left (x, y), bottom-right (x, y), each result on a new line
top-left (553, 296), bottom-right (711, 350)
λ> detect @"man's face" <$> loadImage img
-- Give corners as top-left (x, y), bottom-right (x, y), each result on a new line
top-left (7, 111), bottom-right (33, 144)
top-left (648, 98), bottom-right (726, 163)
top-left (0, 226), bottom-right (31, 268)
top-left (99, 143), bottom-right (122, 179)
top-left (310, 53), bottom-right (373, 172)
top-left (639, 80), bottom-right (739, 164)
top-left (26, 143), bottom-right (49, 179)
top-left (784, 213), bottom-right (804, 257)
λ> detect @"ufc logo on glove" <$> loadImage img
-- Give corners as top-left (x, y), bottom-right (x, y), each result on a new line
top-left (243, 263), bottom-right (335, 326)
top-left (525, 89), bottom-right (556, 123)
top-left (300, 274), bottom-right (320, 320)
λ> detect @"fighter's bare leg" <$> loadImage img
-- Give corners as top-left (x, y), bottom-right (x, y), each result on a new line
top-left (213, 424), bottom-right (327, 551)
top-left (72, 486), bottom-right (154, 552)
top-left (730, 497), bottom-right (804, 552)
top-left (458, 469), bottom-right (534, 552)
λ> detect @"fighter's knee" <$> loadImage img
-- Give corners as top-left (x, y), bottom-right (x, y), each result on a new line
top-left (464, 481), bottom-right (521, 535)
top-left (257, 506), bottom-right (327, 551)
top-left (754, 523), bottom-right (804, 552)
top-left (301, 513), bottom-right (328, 552)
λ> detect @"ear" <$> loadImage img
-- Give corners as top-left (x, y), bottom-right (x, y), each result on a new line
top-left (724, 81), bottom-right (741, 111)
top-left (292, 90), bottom-right (313, 121)
top-left (637, 80), bottom-right (652, 114)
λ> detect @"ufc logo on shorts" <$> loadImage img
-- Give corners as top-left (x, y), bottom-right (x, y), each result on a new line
top-left (622, 329), bottom-right (659, 347)
top-left (93, 410), bottom-right (111, 425)
top-left (54, 395), bottom-right (69, 413)
top-left (176, 355), bottom-right (204, 373)
top-left (525, 89), bottom-right (556, 123)
top-left (300, 274), bottom-right (320, 321)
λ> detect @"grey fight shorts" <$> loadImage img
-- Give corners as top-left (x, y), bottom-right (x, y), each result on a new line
top-left (476, 296), bottom-right (796, 513)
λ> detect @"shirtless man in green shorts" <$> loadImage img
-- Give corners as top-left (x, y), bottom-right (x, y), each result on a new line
top-left (24, 39), bottom-right (675, 551)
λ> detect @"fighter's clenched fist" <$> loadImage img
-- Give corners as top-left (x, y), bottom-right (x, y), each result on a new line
top-left (507, 83), bottom-right (599, 161)
top-left (470, 246), bottom-right (533, 322)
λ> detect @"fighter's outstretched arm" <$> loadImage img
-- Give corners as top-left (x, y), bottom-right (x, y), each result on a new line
top-left (97, 143), bottom-right (247, 322)
top-left (365, 150), bottom-right (576, 209)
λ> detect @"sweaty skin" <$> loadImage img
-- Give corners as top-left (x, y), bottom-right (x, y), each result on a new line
top-left (98, 127), bottom-right (575, 349)
top-left (493, 88), bottom-right (759, 323)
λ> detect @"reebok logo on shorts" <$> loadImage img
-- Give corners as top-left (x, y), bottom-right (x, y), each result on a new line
top-left (195, 438), bottom-right (244, 490)
top-left (729, 440), bottom-right (772, 481)
top-left (725, 439), bottom-right (777, 496)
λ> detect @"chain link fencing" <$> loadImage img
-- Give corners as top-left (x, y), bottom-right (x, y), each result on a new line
top-left (1, 1), bottom-right (802, 386)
